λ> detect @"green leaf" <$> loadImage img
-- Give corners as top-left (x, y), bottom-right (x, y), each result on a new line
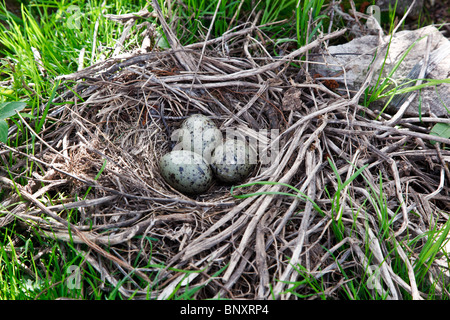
top-left (0, 102), bottom-right (27, 143)
top-left (0, 102), bottom-right (27, 120)
top-left (0, 120), bottom-right (8, 143)
top-left (430, 123), bottom-right (450, 145)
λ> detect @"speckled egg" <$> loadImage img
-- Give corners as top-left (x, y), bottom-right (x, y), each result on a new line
top-left (159, 150), bottom-right (213, 194)
top-left (210, 139), bottom-right (256, 184)
top-left (176, 114), bottom-right (222, 162)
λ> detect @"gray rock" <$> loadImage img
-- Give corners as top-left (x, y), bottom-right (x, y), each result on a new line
top-left (312, 25), bottom-right (450, 117)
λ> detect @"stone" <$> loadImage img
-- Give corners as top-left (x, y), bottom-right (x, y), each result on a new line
top-left (312, 25), bottom-right (450, 117)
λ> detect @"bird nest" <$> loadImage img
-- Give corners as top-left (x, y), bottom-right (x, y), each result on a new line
top-left (2, 8), bottom-right (450, 300)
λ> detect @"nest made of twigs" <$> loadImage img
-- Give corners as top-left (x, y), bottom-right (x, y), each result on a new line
top-left (2, 3), bottom-right (450, 300)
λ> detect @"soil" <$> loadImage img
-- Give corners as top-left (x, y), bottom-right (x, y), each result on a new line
top-left (424, 0), bottom-right (450, 37)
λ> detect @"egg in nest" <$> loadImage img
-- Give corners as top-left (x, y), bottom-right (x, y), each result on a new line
top-left (176, 114), bottom-right (222, 163)
top-left (159, 150), bottom-right (213, 194)
top-left (210, 138), bottom-right (256, 184)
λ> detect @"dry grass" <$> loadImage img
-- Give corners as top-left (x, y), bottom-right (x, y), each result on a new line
top-left (1, 1), bottom-right (450, 300)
